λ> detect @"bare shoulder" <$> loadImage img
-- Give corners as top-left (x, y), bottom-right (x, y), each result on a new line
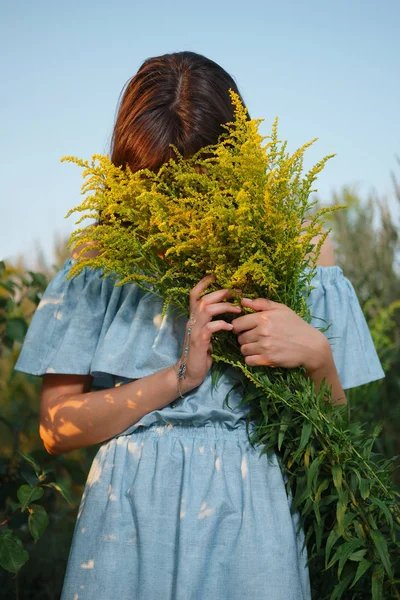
top-left (303, 219), bottom-right (335, 267)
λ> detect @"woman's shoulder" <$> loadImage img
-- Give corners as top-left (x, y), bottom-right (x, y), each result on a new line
top-left (302, 220), bottom-right (336, 268)
top-left (71, 241), bottom-right (101, 260)
top-left (14, 247), bottom-right (162, 378)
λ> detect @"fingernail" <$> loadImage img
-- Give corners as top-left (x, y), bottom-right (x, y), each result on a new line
top-left (242, 298), bottom-right (252, 302)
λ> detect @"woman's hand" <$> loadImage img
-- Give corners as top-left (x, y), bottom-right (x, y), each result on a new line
top-left (178, 276), bottom-right (242, 393)
top-left (231, 297), bottom-right (330, 372)
top-left (231, 297), bottom-right (347, 406)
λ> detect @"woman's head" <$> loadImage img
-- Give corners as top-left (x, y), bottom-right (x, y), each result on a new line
top-left (110, 51), bottom-right (249, 173)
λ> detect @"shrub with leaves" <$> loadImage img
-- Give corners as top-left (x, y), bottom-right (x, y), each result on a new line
top-left (0, 260), bottom-right (95, 598)
top-left (323, 186), bottom-right (400, 488)
top-left (62, 90), bottom-right (400, 599)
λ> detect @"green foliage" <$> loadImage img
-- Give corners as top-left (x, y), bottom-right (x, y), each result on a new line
top-left (62, 91), bottom-right (400, 598)
top-left (323, 185), bottom-right (400, 491)
top-left (0, 258), bottom-right (98, 598)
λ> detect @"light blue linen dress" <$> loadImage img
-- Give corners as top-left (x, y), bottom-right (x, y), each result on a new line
top-left (14, 257), bottom-right (385, 600)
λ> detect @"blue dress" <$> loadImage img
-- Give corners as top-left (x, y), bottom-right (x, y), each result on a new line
top-left (14, 257), bottom-right (385, 600)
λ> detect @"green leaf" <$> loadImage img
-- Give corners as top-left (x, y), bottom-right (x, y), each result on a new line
top-left (331, 464), bottom-right (343, 490)
top-left (45, 481), bottom-right (72, 504)
top-left (291, 476), bottom-right (310, 513)
top-left (27, 270), bottom-right (48, 289)
top-left (330, 572), bottom-right (353, 600)
top-left (369, 496), bottom-right (393, 532)
top-left (325, 528), bottom-right (339, 567)
top-left (223, 382), bottom-right (242, 410)
top-left (307, 454), bottom-right (322, 490)
top-left (0, 281), bottom-right (15, 294)
top-left (371, 564), bottom-right (384, 600)
top-left (348, 549), bottom-right (367, 562)
top-left (278, 412), bottom-right (291, 451)
top-left (210, 362), bottom-right (228, 390)
top-left (336, 499), bottom-right (347, 537)
top-left (369, 528), bottom-right (393, 579)
top-left (17, 485), bottom-right (44, 511)
top-left (5, 318), bottom-right (28, 342)
top-left (19, 452), bottom-right (41, 477)
top-left (313, 498), bottom-right (322, 528)
top-left (0, 530), bottom-right (29, 573)
top-left (350, 557), bottom-right (372, 588)
top-left (359, 477), bottom-right (371, 500)
top-left (336, 539), bottom-right (365, 578)
top-left (315, 479), bottom-right (329, 501)
top-left (20, 468), bottom-right (39, 487)
top-left (298, 421), bottom-right (313, 452)
top-left (28, 504), bottom-right (49, 542)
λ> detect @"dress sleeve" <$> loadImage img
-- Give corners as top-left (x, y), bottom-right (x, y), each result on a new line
top-left (13, 257), bottom-right (117, 377)
top-left (13, 257), bottom-right (183, 383)
top-left (306, 265), bottom-right (385, 390)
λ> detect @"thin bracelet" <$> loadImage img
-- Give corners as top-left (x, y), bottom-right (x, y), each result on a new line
top-left (172, 361), bottom-right (185, 399)
top-left (173, 311), bottom-right (195, 399)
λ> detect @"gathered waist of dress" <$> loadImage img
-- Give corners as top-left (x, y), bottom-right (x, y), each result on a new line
top-left (115, 419), bottom-right (259, 442)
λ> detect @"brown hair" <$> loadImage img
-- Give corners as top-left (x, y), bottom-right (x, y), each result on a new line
top-left (110, 51), bottom-right (249, 173)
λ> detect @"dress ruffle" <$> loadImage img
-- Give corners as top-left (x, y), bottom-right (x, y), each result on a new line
top-left (14, 257), bottom-right (385, 392)
top-left (305, 265), bottom-right (385, 389)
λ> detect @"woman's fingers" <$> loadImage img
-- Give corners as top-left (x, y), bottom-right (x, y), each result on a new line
top-left (240, 342), bottom-right (263, 356)
top-left (200, 288), bottom-right (239, 305)
top-left (244, 354), bottom-right (272, 367)
top-left (199, 302), bottom-right (242, 319)
top-left (237, 329), bottom-right (260, 345)
top-left (241, 297), bottom-right (281, 311)
top-left (231, 313), bottom-right (261, 333)
top-left (189, 275), bottom-right (216, 301)
top-left (205, 320), bottom-right (234, 335)
top-left (191, 279), bottom-right (241, 306)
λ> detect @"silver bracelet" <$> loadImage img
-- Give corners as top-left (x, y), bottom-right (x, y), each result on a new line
top-left (173, 311), bottom-right (195, 399)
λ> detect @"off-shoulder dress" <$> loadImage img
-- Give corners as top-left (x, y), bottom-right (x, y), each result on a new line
top-left (14, 257), bottom-right (385, 600)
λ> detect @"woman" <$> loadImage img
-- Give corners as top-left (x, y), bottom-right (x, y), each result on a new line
top-left (14, 51), bottom-right (385, 600)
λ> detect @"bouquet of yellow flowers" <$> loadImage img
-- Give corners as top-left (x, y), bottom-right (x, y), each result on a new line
top-left (62, 91), bottom-right (400, 599)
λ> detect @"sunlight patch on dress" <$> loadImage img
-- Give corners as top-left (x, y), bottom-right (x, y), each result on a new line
top-left (108, 484), bottom-right (117, 501)
top-left (86, 455), bottom-right (104, 487)
top-left (215, 456), bottom-right (221, 471)
top-left (153, 426), bottom-right (166, 436)
top-left (153, 313), bottom-right (164, 328)
top-left (127, 440), bottom-right (144, 459)
top-left (37, 295), bottom-right (63, 309)
top-left (81, 559), bottom-right (94, 569)
top-left (241, 456), bottom-right (248, 479)
top-left (198, 501), bottom-right (213, 518)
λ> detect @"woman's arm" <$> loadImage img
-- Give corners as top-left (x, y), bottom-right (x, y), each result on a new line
top-left (304, 229), bottom-right (346, 404)
top-left (39, 275), bottom-right (243, 455)
top-left (304, 351), bottom-right (347, 406)
top-left (40, 367), bottom-right (189, 455)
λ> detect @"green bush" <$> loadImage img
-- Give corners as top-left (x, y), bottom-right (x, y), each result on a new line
top-left (0, 260), bottom-right (98, 599)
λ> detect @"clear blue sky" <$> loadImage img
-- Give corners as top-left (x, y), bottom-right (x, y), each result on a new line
top-left (1, 0), bottom-right (399, 266)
